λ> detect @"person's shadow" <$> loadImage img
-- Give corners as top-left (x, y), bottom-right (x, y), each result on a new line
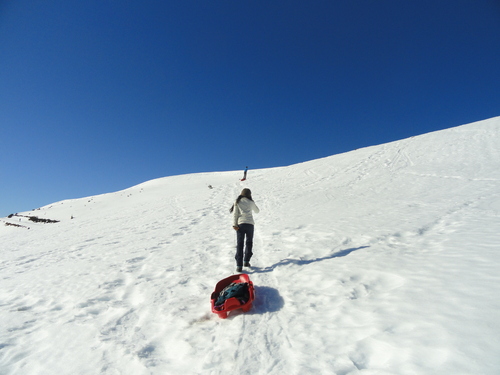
top-left (229, 246), bottom-right (369, 317)
top-left (249, 246), bottom-right (369, 274)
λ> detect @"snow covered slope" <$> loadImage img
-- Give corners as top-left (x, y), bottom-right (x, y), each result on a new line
top-left (1, 117), bottom-right (500, 374)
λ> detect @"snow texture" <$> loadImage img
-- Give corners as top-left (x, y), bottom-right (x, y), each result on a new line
top-left (1, 117), bottom-right (500, 374)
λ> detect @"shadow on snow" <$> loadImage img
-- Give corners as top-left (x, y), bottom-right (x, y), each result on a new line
top-left (250, 246), bottom-right (369, 274)
top-left (225, 246), bottom-right (369, 318)
top-left (230, 286), bottom-right (285, 317)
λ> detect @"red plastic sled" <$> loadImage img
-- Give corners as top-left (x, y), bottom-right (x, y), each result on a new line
top-left (211, 274), bottom-right (255, 319)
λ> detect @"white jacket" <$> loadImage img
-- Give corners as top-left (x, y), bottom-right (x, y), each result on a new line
top-left (233, 197), bottom-right (260, 226)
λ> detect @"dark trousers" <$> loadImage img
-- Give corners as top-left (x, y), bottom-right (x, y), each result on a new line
top-left (235, 224), bottom-right (254, 266)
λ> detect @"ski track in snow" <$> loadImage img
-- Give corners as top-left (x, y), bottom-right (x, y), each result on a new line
top-left (1, 117), bottom-right (500, 374)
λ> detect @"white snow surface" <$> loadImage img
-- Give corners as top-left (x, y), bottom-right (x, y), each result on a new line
top-left (1, 117), bottom-right (500, 375)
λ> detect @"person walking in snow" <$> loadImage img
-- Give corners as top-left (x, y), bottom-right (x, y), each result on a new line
top-left (230, 188), bottom-right (259, 273)
top-left (240, 166), bottom-right (248, 181)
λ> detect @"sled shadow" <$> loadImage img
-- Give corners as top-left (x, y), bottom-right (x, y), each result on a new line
top-left (243, 286), bottom-right (284, 316)
top-left (250, 246), bottom-right (369, 274)
top-left (224, 286), bottom-right (283, 319)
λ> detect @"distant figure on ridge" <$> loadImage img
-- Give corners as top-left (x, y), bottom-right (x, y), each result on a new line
top-left (230, 188), bottom-right (259, 273)
top-left (240, 166), bottom-right (248, 181)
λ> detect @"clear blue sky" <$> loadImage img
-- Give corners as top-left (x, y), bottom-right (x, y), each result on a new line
top-left (1, 0), bottom-right (499, 217)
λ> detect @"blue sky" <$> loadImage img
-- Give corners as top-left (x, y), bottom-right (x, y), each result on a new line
top-left (1, 0), bottom-right (499, 217)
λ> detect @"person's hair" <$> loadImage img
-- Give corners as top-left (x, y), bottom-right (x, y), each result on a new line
top-left (240, 188), bottom-right (252, 200)
top-left (229, 189), bottom-right (253, 212)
